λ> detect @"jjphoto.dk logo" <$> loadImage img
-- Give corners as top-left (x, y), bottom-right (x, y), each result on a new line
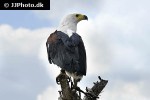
top-left (4, 2), bottom-right (43, 8)
top-left (1, 0), bottom-right (50, 10)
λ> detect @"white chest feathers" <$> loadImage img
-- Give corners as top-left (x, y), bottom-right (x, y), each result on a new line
top-left (67, 29), bottom-right (74, 37)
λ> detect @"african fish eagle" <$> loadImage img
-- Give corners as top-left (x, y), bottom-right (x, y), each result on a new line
top-left (46, 13), bottom-right (88, 87)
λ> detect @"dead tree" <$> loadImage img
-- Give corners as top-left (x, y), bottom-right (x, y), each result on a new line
top-left (56, 70), bottom-right (108, 100)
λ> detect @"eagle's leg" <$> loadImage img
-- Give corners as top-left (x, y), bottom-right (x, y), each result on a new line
top-left (70, 79), bottom-right (74, 89)
top-left (56, 69), bottom-right (70, 84)
top-left (73, 79), bottom-right (78, 88)
top-left (72, 79), bottom-right (83, 99)
top-left (72, 78), bottom-right (81, 90)
top-left (71, 79), bottom-right (78, 90)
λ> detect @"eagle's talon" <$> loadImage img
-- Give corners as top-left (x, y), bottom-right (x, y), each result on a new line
top-left (75, 86), bottom-right (81, 91)
top-left (56, 75), bottom-right (61, 85)
top-left (58, 91), bottom-right (62, 96)
top-left (67, 77), bottom-right (71, 82)
top-left (71, 81), bottom-right (74, 89)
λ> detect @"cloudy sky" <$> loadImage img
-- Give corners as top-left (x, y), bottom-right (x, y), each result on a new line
top-left (0, 0), bottom-right (150, 100)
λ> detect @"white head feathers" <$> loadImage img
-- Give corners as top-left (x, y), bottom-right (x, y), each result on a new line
top-left (57, 13), bottom-right (88, 37)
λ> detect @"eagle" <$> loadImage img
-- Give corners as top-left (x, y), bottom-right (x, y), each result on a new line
top-left (46, 13), bottom-right (88, 87)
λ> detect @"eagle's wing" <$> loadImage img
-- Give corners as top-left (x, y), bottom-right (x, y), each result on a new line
top-left (46, 30), bottom-right (86, 76)
top-left (46, 30), bottom-right (58, 64)
top-left (69, 33), bottom-right (87, 75)
top-left (77, 36), bottom-right (86, 75)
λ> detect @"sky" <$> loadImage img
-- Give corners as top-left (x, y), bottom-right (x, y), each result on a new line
top-left (0, 0), bottom-right (150, 100)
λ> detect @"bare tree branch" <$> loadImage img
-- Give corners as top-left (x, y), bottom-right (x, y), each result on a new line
top-left (83, 76), bottom-right (108, 100)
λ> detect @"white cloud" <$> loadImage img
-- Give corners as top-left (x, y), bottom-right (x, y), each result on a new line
top-left (102, 81), bottom-right (149, 100)
top-left (37, 86), bottom-right (59, 100)
top-left (0, 24), bottom-right (54, 55)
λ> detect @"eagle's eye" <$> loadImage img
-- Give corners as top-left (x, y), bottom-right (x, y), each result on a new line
top-left (76, 14), bottom-right (79, 17)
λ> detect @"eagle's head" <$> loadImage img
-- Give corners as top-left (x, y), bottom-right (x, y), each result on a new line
top-left (57, 13), bottom-right (88, 35)
top-left (63, 13), bottom-right (88, 23)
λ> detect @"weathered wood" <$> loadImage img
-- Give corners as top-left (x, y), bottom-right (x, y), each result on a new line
top-left (57, 71), bottom-right (108, 100)
top-left (57, 71), bottom-right (72, 100)
top-left (57, 71), bottom-right (81, 100)
top-left (83, 76), bottom-right (108, 100)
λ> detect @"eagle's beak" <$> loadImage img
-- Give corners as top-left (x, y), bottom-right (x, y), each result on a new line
top-left (77, 14), bottom-right (88, 22)
top-left (83, 15), bottom-right (88, 20)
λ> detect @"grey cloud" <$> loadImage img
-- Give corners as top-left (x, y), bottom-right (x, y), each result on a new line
top-left (0, 54), bottom-right (52, 100)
